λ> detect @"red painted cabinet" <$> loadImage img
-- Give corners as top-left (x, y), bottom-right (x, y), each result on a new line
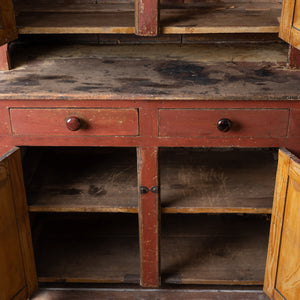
top-left (0, 102), bottom-right (300, 299)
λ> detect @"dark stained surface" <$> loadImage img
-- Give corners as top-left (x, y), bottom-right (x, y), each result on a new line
top-left (1, 43), bottom-right (300, 100)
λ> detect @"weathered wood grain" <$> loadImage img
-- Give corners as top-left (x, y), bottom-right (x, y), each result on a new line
top-left (1, 43), bottom-right (300, 101)
top-left (160, 3), bottom-right (280, 34)
top-left (160, 148), bottom-right (277, 214)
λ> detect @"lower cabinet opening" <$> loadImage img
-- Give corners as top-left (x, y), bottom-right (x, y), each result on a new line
top-left (31, 213), bottom-right (140, 284)
top-left (161, 214), bottom-right (270, 285)
top-left (22, 147), bottom-right (140, 285)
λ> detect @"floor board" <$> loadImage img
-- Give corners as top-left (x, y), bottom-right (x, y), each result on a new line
top-left (31, 288), bottom-right (269, 299)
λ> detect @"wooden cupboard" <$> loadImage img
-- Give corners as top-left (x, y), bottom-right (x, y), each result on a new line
top-left (1, 96), bottom-right (300, 299)
top-left (0, 0), bottom-right (300, 298)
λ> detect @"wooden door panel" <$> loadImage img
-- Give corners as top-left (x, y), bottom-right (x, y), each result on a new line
top-left (0, 151), bottom-right (25, 300)
top-left (264, 149), bottom-right (300, 299)
top-left (279, 0), bottom-right (300, 50)
top-left (275, 161), bottom-right (300, 299)
top-left (0, 148), bottom-right (37, 300)
top-left (0, 0), bottom-right (17, 46)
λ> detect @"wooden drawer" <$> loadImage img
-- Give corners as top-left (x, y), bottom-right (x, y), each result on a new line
top-left (159, 109), bottom-right (289, 137)
top-left (10, 108), bottom-right (139, 136)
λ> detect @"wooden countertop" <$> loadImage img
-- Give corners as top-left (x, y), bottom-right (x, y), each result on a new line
top-left (0, 43), bottom-right (300, 100)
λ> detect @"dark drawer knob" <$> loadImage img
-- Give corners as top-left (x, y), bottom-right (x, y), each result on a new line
top-left (66, 116), bottom-right (81, 131)
top-left (217, 118), bottom-right (232, 132)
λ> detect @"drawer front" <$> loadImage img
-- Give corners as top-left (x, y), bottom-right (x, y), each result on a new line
top-left (10, 108), bottom-right (139, 136)
top-left (159, 109), bottom-right (289, 137)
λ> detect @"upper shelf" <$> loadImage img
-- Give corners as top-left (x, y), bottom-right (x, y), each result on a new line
top-left (24, 147), bottom-right (138, 213)
top-left (14, 2), bottom-right (281, 34)
top-left (160, 148), bottom-right (277, 214)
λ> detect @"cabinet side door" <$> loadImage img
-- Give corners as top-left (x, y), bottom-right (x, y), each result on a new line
top-left (264, 148), bottom-right (300, 299)
top-left (0, 148), bottom-right (37, 300)
top-left (279, 0), bottom-right (300, 50)
top-left (0, 0), bottom-right (17, 46)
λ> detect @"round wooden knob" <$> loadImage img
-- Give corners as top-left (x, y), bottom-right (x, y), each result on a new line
top-left (66, 116), bottom-right (81, 131)
top-left (217, 118), bottom-right (232, 132)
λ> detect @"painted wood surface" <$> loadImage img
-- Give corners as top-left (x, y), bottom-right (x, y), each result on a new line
top-left (288, 45), bottom-right (300, 69)
top-left (159, 109), bottom-right (289, 138)
top-left (137, 147), bottom-right (160, 287)
top-left (10, 108), bottom-right (139, 136)
top-left (135, 0), bottom-right (159, 36)
top-left (0, 44), bottom-right (10, 71)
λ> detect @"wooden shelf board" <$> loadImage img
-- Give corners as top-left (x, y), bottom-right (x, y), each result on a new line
top-left (161, 214), bottom-right (270, 285)
top-left (31, 288), bottom-right (270, 300)
top-left (160, 149), bottom-right (276, 214)
top-left (16, 11), bottom-right (135, 34)
top-left (34, 214), bottom-right (140, 283)
top-left (15, 2), bottom-right (280, 34)
top-left (160, 2), bottom-right (280, 34)
top-left (25, 148), bottom-right (138, 213)
top-left (3, 43), bottom-right (299, 101)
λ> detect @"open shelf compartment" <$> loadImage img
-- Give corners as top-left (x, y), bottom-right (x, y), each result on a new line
top-left (160, 1), bottom-right (281, 34)
top-left (13, 0), bottom-right (281, 35)
top-left (160, 148), bottom-right (277, 214)
top-left (13, 2), bottom-right (135, 34)
top-left (32, 213), bottom-right (140, 283)
top-left (23, 147), bottom-right (138, 213)
top-left (161, 214), bottom-right (270, 285)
